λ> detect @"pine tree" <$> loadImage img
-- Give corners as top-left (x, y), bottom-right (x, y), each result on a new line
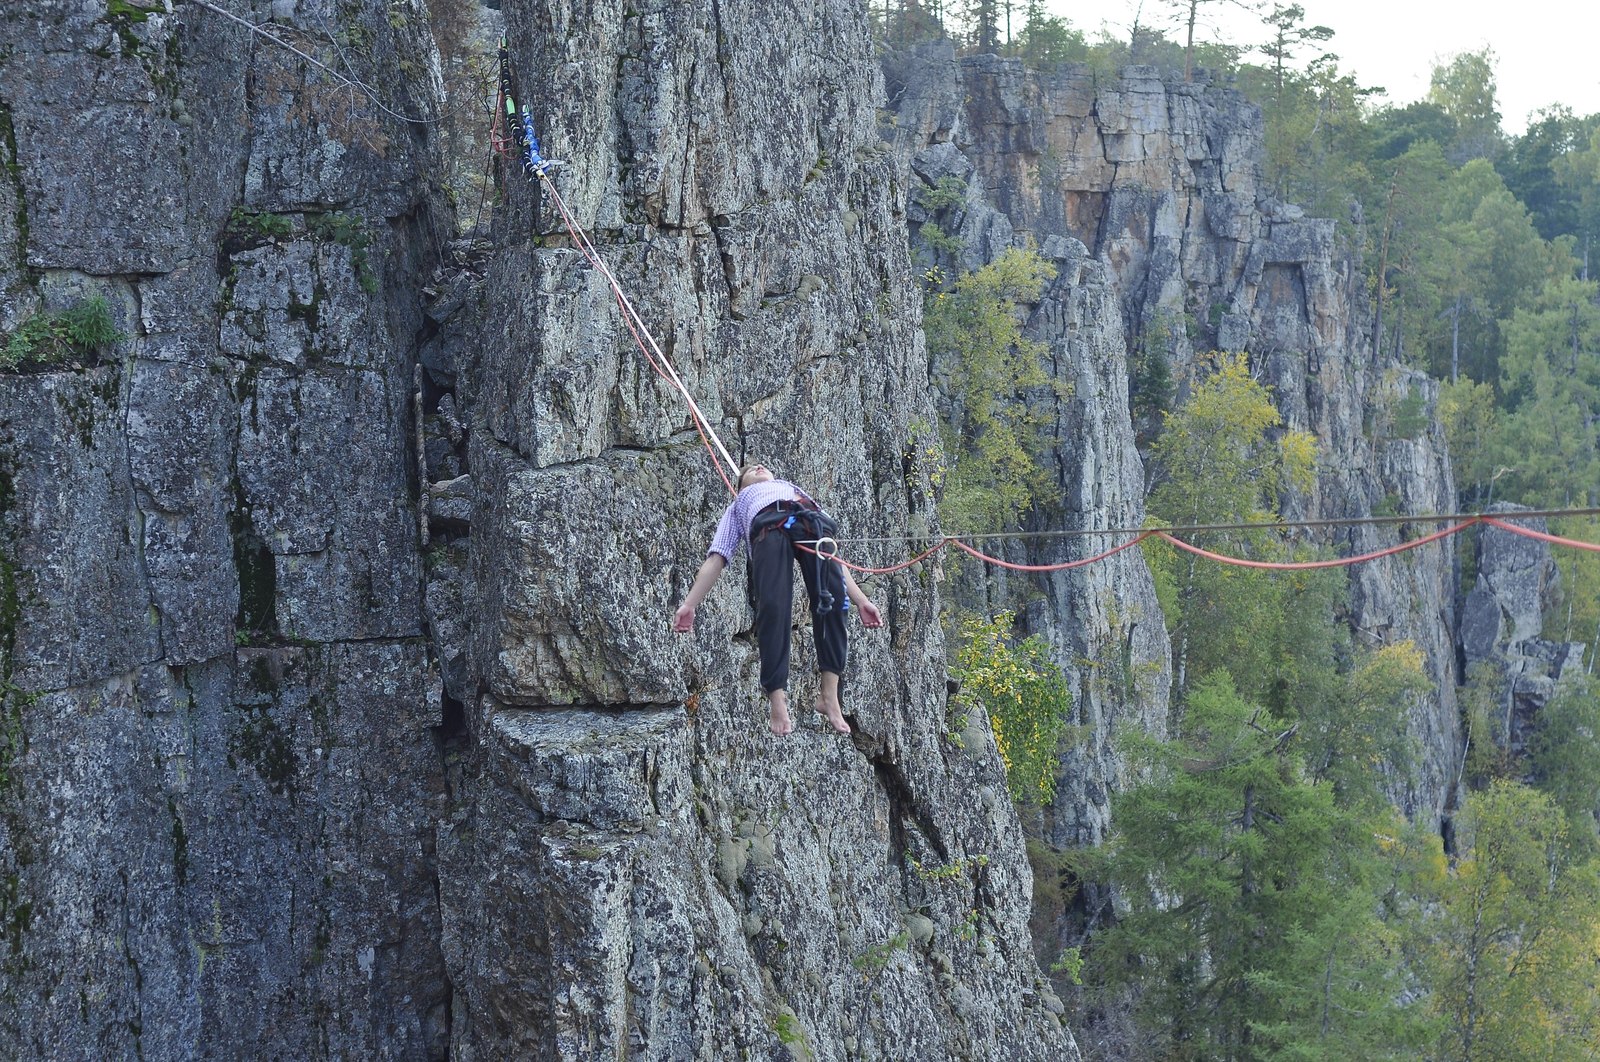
top-left (1084, 673), bottom-right (1426, 1058)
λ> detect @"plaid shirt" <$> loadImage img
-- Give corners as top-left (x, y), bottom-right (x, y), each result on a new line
top-left (707, 480), bottom-right (808, 561)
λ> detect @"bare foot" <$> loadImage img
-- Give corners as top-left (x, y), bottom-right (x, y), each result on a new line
top-left (814, 693), bottom-right (851, 734)
top-left (768, 691), bottom-right (794, 736)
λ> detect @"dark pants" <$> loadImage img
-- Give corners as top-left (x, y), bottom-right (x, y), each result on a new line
top-left (748, 507), bottom-right (848, 693)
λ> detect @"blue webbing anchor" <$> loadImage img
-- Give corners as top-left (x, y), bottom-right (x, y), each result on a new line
top-left (520, 107), bottom-right (564, 180)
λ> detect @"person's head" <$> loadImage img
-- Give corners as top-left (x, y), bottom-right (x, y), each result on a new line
top-left (737, 462), bottom-right (775, 491)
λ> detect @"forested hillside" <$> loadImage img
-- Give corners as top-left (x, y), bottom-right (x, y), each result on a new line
top-left (877, 3), bottom-right (1600, 1058)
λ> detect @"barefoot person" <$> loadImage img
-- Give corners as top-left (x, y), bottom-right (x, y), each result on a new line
top-left (672, 463), bottom-right (883, 735)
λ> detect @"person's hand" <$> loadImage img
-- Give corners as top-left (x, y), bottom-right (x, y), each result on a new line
top-left (858, 600), bottom-right (883, 628)
top-left (672, 602), bottom-right (696, 632)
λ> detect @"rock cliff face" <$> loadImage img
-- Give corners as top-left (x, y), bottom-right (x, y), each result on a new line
top-left (882, 47), bottom-right (1462, 831)
top-left (429, 2), bottom-right (1072, 1057)
top-left (2, 1), bottom-right (451, 1057)
top-left (1461, 507), bottom-right (1590, 762)
top-left (0, 5), bottom-right (1492, 1058)
top-left (2, 1), bottom-right (1072, 1058)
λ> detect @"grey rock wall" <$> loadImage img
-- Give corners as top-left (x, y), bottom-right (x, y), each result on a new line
top-left (0, 4), bottom-right (1489, 1060)
top-left (427, 2), bottom-right (1075, 1057)
top-left (1, 1), bottom-right (450, 1056)
top-left (1461, 506), bottom-right (1589, 761)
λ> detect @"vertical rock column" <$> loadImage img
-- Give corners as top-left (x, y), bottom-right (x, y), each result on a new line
top-left (436, 0), bottom-right (1077, 1058)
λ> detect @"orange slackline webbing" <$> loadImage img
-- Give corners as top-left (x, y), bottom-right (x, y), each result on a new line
top-left (808, 514), bottom-right (1600, 580)
top-left (1484, 516), bottom-right (1600, 553)
top-left (1154, 519), bottom-right (1480, 571)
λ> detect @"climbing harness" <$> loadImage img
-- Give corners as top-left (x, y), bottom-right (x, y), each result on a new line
top-left (785, 510), bottom-right (842, 613)
top-left (490, 45), bottom-right (1600, 582)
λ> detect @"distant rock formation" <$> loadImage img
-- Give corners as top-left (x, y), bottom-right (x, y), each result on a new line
top-left (1461, 506), bottom-right (1589, 764)
top-left (883, 46), bottom-right (1463, 840)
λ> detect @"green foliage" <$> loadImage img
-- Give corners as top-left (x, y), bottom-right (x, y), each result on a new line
top-left (1084, 672), bottom-right (1425, 1058)
top-left (1249, 51), bottom-right (1376, 214)
top-left (1496, 106), bottom-right (1600, 241)
top-left (923, 246), bottom-right (1057, 532)
top-left (949, 611), bottom-right (1076, 805)
top-left (1258, 4), bottom-right (1333, 96)
top-left (1015, 2), bottom-right (1087, 65)
top-left (918, 221), bottom-right (964, 258)
top-left (1049, 944), bottom-right (1083, 985)
top-left (1437, 377), bottom-right (1500, 506)
top-left (1145, 353), bottom-right (1336, 713)
top-left (1370, 100), bottom-right (1458, 161)
top-left (228, 207), bottom-right (294, 242)
top-left (1460, 662), bottom-right (1513, 788)
top-left (1488, 275), bottom-right (1600, 506)
top-left (1544, 514), bottom-right (1600, 669)
top-left (1530, 676), bottom-right (1600, 848)
top-left (852, 931), bottom-right (910, 976)
top-left (1132, 308), bottom-right (1184, 425)
top-left (916, 174), bottom-right (968, 212)
top-left (1, 297), bottom-right (124, 370)
top-left (867, 0), bottom-right (944, 48)
top-left (308, 212), bottom-right (379, 293)
top-left (1129, 342), bottom-right (1173, 424)
top-left (1412, 159), bottom-right (1554, 384)
top-left (1147, 353), bottom-right (1316, 527)
top-left (1309, 641), bottom-right (1430, 807)
top-left (771, 1010), bottom-right (806, 1048)
top-left (1094, 355), bottom-right (1465, 1055)
top-left (1427, 48), bottom-right (1503, 164)
top-left (1388, 385), bottom-right (1428, 440)
top-left (1422, 781), bottom-right (1600, 1060)
top-left (910, 852), bottom-right (990, 884)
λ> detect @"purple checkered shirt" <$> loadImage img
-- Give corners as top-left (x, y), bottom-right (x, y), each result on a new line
top-left (707, 480), bottom-right (808, 561)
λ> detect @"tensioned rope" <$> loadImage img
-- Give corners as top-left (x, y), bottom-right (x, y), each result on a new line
top-left (492, 67), bottom-right (1600, 578)
top-left (809, 508), bottom-right (1600, 575)
top-left (494, 53), bottom-right (740, 496)
top-left (804, 515), bottom-right (1598, 578)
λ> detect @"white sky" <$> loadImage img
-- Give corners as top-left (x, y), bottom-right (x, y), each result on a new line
top-left (1042, 1), bottom-right (1600, 135)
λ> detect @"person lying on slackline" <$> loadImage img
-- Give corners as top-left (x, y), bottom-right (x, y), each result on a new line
top-left (672, 462), bottom-right (883, 736)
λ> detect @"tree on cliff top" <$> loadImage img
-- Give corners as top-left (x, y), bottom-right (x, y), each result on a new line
top-left (1258, 3), bottom-right (1333, 99)
top-left (924, 246), bottom-right (1058, 533)
top-left (1429, 48), bottom-right (1505, 164)
top-left (1159, 0), bottom-right (1255, 80)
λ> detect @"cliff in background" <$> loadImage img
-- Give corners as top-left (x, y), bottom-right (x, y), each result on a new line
top-left (882, 46), bottom-right (1463, 837)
